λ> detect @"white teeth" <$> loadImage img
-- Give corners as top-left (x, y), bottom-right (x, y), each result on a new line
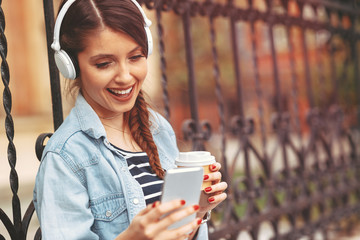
top-left (110, 87), bottom-right (132, 95)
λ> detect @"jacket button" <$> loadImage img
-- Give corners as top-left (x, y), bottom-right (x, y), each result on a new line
top-left (105, 210), bottom-right (112, 217)
top-left (133, 198), bottom-right (139, 205)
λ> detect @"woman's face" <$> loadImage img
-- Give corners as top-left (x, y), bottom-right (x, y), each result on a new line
top-left (77, 27), bottom-right (148, 118)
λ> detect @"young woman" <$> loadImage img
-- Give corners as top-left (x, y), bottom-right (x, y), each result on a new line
top-left (33, 0), bottom-right (227, 239)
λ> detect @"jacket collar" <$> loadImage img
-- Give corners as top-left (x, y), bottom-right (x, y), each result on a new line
top-left (73, 92), bottom-right (160, 139)
top-left (74, 93), bottom-right (106, 140)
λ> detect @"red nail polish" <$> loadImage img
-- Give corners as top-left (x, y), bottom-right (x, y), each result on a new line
top-left (180, 200), bottom-right (186, 205)
top-left (208, 197), bottom-right (215, 203)
top-left (197, 219), bottom-right (202, 225)
top-left (204, 187), bottom-right (212, 192)
top-left (152, 201), bottom-right (157, 208)
top-left (203, 175), bottom-right (209, 180)
top-left (211, 164), bottom-right (216, 170)
top-left (193, 205), bottom-right (200, 211)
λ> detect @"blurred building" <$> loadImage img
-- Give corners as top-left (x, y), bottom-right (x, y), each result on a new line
top-left (3, 0), bottom-right (53, 116)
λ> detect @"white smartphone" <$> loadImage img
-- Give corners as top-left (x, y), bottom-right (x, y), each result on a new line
top-left (160, 167), bottom-right (203, 230)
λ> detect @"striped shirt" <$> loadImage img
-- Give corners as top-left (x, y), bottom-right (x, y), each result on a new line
top-left (112, 145), bottom-right (164, 205)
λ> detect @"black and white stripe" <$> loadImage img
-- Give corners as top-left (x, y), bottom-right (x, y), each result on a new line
top-left (113, 146), bottom-right (163, 205)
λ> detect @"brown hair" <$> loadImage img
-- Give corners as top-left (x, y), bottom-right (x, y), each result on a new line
top-left (58, 0), bottom-right (164, 178)
top-left (127, 92), bottom-right (164, 178)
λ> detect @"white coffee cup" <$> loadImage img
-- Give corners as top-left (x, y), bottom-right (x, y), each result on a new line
top-left (175, 151), bottom-right (216, 190)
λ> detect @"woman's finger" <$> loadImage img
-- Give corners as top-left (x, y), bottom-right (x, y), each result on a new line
top-left (203, 181), bottom-right (228, 194)
top-left (171, 217), bottom-right (202, 239)
top-left (203, 171), bottom-right (222, 184)
top-left (156, 217), bottom-right (202, 240)
top-left (147, 199), bottom-right (186, 221)
top-left (137, 201), bottom-right (158, 216)
top-left (209, 162), bottom-right (221, 172)
top-left (207, 192), bottom-right (227, 204)
top-left (153, 204), bottom-right (200, 232)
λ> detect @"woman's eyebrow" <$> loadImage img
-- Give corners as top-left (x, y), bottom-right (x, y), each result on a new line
top-left (89, 54), bottom-right (113, 61)
top-left (89, 45), bottom-right (143, 62)
top-left (128, 46), bottom-right (143, 55)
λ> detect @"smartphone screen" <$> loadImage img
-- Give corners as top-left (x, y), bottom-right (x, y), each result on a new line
top-left (160, 167), bottom-right (203, 229)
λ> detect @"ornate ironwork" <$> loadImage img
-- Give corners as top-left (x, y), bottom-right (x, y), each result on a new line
top-left (0, 1), bottom-right (37, 239)
top-left (140, 0), bottom-right (360, 239)
top-left (43, 0), bottom-right (63, 130)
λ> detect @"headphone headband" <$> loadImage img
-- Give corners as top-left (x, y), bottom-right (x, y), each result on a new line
top-left (51, 0), bottom-right (153, 79)
top-left (51, 0), bottom-right (76, 52)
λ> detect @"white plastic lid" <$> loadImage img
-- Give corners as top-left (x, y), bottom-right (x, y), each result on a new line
top-left (175, 151), bottom-right (216, 167)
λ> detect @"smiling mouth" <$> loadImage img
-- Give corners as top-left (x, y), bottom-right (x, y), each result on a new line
top-left (107, 86), bottom-right (133, 97)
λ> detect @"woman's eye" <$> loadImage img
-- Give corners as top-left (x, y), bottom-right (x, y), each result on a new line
top-left (129, 55), bottom-right (144, 61)
top-left (95, 62), bottom-right (111, 69)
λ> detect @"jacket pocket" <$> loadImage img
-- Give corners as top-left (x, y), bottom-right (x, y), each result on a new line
top-left (90, 193), bottom-right (128, 232)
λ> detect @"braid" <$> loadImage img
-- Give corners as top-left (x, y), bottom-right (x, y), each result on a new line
top-left (128, 91), bottom-right (165, 179)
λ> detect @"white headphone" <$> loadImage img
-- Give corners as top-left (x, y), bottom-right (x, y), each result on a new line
top-left (51, 0), bottom-right (153, 80)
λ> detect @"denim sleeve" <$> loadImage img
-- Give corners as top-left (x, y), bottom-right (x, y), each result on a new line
top-left (33, 151), bottom-right (99, 240)
top-left (196, 223), bottom-right (209, 239)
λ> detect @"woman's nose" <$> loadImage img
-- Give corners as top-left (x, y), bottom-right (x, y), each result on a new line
top-left (114, 62), bottom-right (132, 82)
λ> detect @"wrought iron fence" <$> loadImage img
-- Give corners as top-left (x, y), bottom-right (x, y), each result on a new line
top-left (1, 0), bottom-right (360, 239)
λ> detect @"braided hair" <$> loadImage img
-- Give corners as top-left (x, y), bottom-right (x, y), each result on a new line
top-left (127, 91), bottom-right (165, 179)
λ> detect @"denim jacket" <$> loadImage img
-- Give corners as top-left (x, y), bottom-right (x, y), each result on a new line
top-left (33, 94), bottom-right (208, 240)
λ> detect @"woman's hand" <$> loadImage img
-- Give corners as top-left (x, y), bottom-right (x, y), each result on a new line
top-left (117, 199), bottom-right (202, 240)
top-left (198, 162), bottom-right (228, 216)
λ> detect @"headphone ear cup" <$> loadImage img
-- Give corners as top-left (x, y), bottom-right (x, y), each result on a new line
top-left (54, 50), bottom-right (78, 80)
top-left (144, 26), bottom-right (153, 56)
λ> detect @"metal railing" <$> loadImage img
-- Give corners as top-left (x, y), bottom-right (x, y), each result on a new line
top-left (1, 0), bottom-right (360, 239)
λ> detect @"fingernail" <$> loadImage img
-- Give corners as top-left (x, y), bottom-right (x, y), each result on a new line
top-left (180, 200), bottom-right (186, 205)
top-left (203, 175), bottom-right (209, 180)
top-left (152, 201), bottom-right (157, 208)
top-left (208, 197), bottom-right (215, 203)
top-left (204, 187), bottom-right (212, 192)
top-left (193, 205), bottom-right (200, 211)
top-left (211, 164), bottom-right (216, 170)
top-left (197, 218), bottom-right (202, 225)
